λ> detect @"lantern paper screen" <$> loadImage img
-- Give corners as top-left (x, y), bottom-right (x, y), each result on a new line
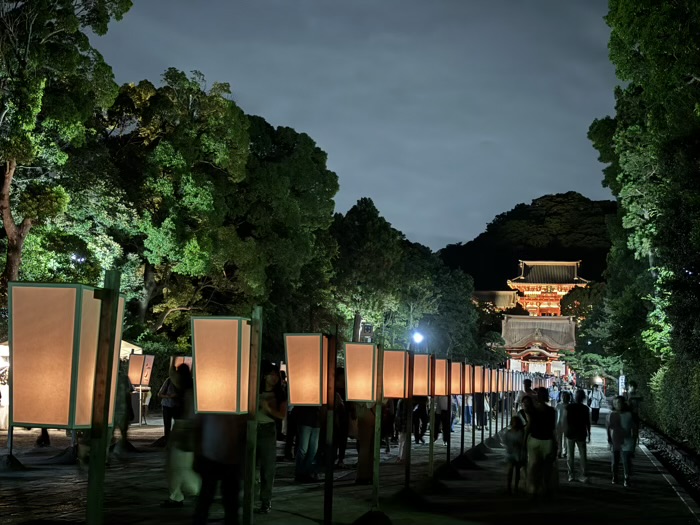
top-left (499, 369), bottom-right (506, 393)
top-left (433, 359), bottom-right (449, 396)
top-left (172, 356), bottom-right (193, 370)
top-left (284, 334), bottom-right (328, 406)
top-left (128, 354), bottom-right (155, 386)
top-left (490, 369), bottom-right (498, 393)
top-left (192, 317), bottom-right (251, 414)
top-left (383, 350), bottom-right (409, 399)
top-left (450, 362), bottom-right (463, 395)
top-left (464, 365), bottom-right (473, 394)
top-left (10, 283), bottom-right (124, 429)
top-left (413, 354), bottom-right (431, 396)
top-left (473, 366), bottom-right (484, 393)
top-left (345, 343), bottom-right (378, 402)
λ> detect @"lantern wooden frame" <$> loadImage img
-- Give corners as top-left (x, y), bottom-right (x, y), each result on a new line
top-left (473, 365), bottom-right (484, 393)
top-left (383, 350), bottom-right (410, 399)
top-left (344, 342), bottom-right (378, 403)
top-left (284, 333), bottom-right (328, 406)
top-left (8, 283), bottom-right (125, 430)
top-left (191, 316), bottom-right (252, 415)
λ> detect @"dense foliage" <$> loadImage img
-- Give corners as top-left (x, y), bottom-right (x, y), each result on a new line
top-left (588, 0), bottom-right (700, 450)
top-left (440, 192), bottom-right (615, 290)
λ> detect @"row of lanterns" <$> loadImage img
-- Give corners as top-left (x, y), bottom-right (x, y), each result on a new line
top-left (7, 286), bottom-right (552, 427)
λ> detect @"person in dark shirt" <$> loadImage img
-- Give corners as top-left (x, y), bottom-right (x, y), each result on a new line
top-left (565, 389), bottom-right (591, 483)
top-left (526, 388), bottom-right (557, 496)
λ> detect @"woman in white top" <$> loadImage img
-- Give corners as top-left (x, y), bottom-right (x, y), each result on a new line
top-left (588, 385), bottom-right (604, 424)
top-left (555, 391), bottom-right (571, 458)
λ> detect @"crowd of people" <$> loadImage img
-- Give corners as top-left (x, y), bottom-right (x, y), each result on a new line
top-left (504, 378), bottom-right (640, 496)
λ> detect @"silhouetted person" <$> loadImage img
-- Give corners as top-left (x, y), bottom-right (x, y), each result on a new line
top-left (607, 396), bottom-right (637, 487)
top-left (565, 389), bottom-right (591, 483)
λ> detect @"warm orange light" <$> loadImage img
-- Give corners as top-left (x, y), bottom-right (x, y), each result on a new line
top-left (464, 364), bottom-right (473, 394)
top-left (345, 343), bottom-right (378, 402)
top-left (9, 284), bottom-right (124, 429)
top-left (450, 362), bottom-right (463, 395)
top-left (433, 358), bottom-right (449, 396)
top-left (128, 354), bottom-right (155, 386)
top-left (413, 354), bottom-right (430, 396)
top-left (172, 356), bottom-right (193, 370)
top-left (383, 350), bottom-right (409, 399)
top-left (490, 369), bottom-right (498, 393)
top-left (284, 334), bottom-right (328, 406)
top-left (192, 317), bottom-right (251, 414)
top-left (473, 366), bottom-right (484, 394)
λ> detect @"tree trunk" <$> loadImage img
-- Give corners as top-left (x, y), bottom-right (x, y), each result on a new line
top-left (136, 262), bottom-right (160, 324)
top-left (0, 160), bottom-right (32, 299)
top-left (352, 311), bottom-right (362, 342)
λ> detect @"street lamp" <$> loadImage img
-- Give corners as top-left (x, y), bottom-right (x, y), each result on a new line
top-left (412, 332), bottom-right (424, 344)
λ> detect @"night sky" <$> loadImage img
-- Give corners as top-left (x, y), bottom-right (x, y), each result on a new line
top-left (92, 0), bottom-right (618, 250)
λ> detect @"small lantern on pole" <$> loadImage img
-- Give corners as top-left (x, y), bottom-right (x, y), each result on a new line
top-left (433, 358), bottom-right (449, 397)
top-left (344, 342), bottom-right (378, 402)
top-left (450, 361), bottom-right (463, 396)
top-left (128, 354), bottom-right (155, 387)
top-left (191, 317), bottom-right (252, 414)
top-left (412, 354), bottom-right (431, 396)
top-left (284, 334), bottom-right (329, 406)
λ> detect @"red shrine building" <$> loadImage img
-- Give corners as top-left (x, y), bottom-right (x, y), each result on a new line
top-left (507, 261), bottom-right (588, 316)
top-left (473, 260), bottom-right (589, 378)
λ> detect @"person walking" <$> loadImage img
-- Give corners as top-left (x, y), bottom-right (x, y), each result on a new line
top-left (395, 398), bottom-right (409, 463)
top-left (412, 396), bottom-right (429, 443)
top-left (526, 388), bottom-right (557, 497)
top-left (159, 372), bottom-right (183, 443)
top-left (555, 391), bottom-right (571, 458)
top-left (334, 367), bottom-right (350, 468)
top-left (607, 396), bottom-right (637, 487)
top-left (505, 416), bottom-right (526, 494)
top-left (515, 379), bottom-right (537, 412)
top-left (162, 363), bottom-right (200, 508)
top-left (565, 389), bottom-right (591, 483)
top-left (294, 405), bottom-right (321, 483)
top-left (192, 413), bottom-right (247, 525)
top-left (588, 384), bottom-right (604, 424)
top-left (256, 361), bottom-right (287, 514)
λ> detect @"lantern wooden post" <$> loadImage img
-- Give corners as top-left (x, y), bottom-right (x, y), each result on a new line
top-left (323, 332), bottom-right (337, 525)
top-left (371, 345), bottom-right (384, 510)
top-left (86, 270), bottom-right (121, 525)
top-left (242, 307), bottom-right (262, 525)
top-left (427, 355), bottom-right (437, 478)
top-left (445, 359), bottom-right (452, 466)
top-left (471, 365), bottom-right (477, 449)
top-left (404, 351), bottom-right (414, 490)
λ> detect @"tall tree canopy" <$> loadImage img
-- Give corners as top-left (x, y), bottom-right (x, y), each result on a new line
top-left (0, 0), bottom-right (132, 291)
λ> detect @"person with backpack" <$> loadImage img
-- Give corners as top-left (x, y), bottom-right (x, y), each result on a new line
top-left (588, 385), bottom-right (604, 424)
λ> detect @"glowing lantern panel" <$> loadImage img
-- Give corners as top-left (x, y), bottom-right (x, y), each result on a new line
top-left (9, 284), bottom-right (124, 429)
top-left (172, 356), bottom-right (193, 370)
top-left (433, 359), bottom-right (449, 396)
top-left (473, 366), bottom-right (484, 393)
top-left (413, 354), bottom-right (431, 396)
top-left (383, 350), bottom-right (409, 399)
top-left (128, 354), bottom-right (155, 386)
top-left (464, 364), bottom-right (473, 394)
top-left (284, 334), bottom-right (328, 406)
top-left (192, 317), bottom-right (251, 414)
top-left (450, 362), bottom-right (463, 395)
top-left (345, 343), bottom-right (378, 402)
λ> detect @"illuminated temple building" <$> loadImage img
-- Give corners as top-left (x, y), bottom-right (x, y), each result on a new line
top-left (473, 260), bottom-right (588, 378)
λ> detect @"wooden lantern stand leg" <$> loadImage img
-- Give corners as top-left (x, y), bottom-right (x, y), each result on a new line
top-left (4, 426), bottom-right (25, 469)
top-left (323, 332), bottom-right (337, 525)
top-left (86, 270), bottom-right (121, 525)
top-left (242, 306), bottom-right (262, 525)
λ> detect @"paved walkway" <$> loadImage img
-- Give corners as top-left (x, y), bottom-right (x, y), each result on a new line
top-left (1, 410), bottom-right (699, 524)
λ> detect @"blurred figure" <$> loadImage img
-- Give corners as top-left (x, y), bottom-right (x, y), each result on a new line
top-left (505, 416), bottom-right (526, 494)
top-left (565, 389), bottom-right (591, 483)
top-left (334, 367), bottom-right (350, 468)
top-left (526, 388), bottom-right (557, 497)
top-left (192, 414), bottom-right (247, 525)
top-left (555, 391), bottom-right (571, 458)
top-left (607, 396), bottom-right (637, 487)
top-left (588, 384), bottom-right (604, 424)
top-left (162, 363), bottom-right (199, 508)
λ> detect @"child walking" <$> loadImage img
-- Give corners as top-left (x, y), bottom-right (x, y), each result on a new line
top-left (505, 416), bottom-right (526, 494)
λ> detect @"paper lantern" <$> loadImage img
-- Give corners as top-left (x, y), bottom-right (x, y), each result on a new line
top-left (345, 343), bottom-right (378, 402)
top-left (464, 364), bottom-right (473, 394)
top-left (9, 283), bottom-right (124, 429)
top-left (434, 358), bottom-right (449, 396)
top-left (128, 354), bottom-right (155, 386)
top-left (172, 356), bottom-right (193, 370)
top-left (383, 350), bottom-right (409, 399)
top-left (413, 354), bottom-right (431, 396)
top-left (499, 369), bottom-right (507, 393)
top-left (490, 369), bottom-right (498, 393)
top-left (473, 365), bottom-right (484, 393)
top-left (192, 317), bottom-right (251, 414)
top-left (450, 362), bottom-right (463, 395)
top-left (284, 333), bottom-right (328, 406)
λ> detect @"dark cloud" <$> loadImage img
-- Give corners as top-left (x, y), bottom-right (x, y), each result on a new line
top-left (92, 0), bottom-right (617, 249)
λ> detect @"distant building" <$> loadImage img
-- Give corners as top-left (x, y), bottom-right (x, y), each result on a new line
top-left (507, 261), bottom-right (588, 316)
top-left (502, 315), bottom-right (575, 376)
top-left (472, 290), bottom-right (519, 311)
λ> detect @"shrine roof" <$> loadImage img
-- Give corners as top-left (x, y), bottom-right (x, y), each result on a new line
top-left (508, 260), bottom-right (588, 285)
top-left (473, 290), bottom-right (518, 310)
top-left (501, 315), bottom-right (576, 349)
